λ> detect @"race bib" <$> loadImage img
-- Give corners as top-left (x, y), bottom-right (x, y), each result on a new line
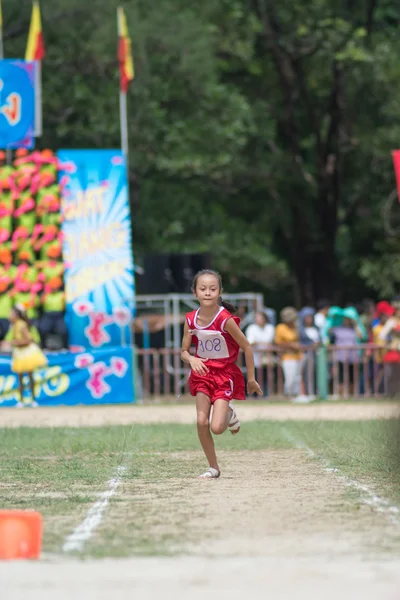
top-left (195, 330), bottom-right (229, 359)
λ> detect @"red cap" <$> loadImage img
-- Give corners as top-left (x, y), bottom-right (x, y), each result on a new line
top-left (375, 301), bottom-right (395, 317)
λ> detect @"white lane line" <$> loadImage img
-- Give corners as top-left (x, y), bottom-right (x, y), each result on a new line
top-left (282, 429), bottom-right (400, 526)
top-left (62, 465), bottom-right (126, 553)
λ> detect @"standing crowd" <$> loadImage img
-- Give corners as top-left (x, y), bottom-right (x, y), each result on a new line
top-left (241, 298), bottom-right (400, 401)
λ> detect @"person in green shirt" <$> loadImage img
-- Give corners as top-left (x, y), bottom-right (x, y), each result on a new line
top-left (37, 259), bottom-right (64, 285)
top-left (10, 280), bottom-right (40, 325)
top-left (0, 276), bottom-right (13, 339)
top-left (0, 190), bottom-right (13, 244)
top-left (36, 185), bottom-right (61, 227)
top-left (15, 251), bottom-right (39, 287)
top-left (13, 190), bottom-right (37, 231)
top-left (39, 276), bottom-right (67, 348)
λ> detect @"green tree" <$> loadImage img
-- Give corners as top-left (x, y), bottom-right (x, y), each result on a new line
top-left (3, 0), bottom-right (400, 304)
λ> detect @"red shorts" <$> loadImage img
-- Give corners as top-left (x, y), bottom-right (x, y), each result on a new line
top-left (189, 363), bottom-right (246, 404)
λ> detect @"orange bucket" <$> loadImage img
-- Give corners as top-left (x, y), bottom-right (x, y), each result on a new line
top-left (0, 511), bottom-right (43, 560)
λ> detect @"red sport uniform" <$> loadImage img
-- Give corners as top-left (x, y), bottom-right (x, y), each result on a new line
top-left (186, 307), bottom-right (246, 404)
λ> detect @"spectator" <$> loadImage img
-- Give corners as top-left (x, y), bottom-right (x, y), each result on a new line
top-left (241, 306), bottom-right (276, 332)
top-left (379, 297), bottom-right (400, 397)
top-left (299, 307), bottom-right (320, 398)
top-left (360, 299), bottom-right (376, 339)
top-left (7, 304), bottom-right (47, 407)
top-left (11, 279), bottom-right (40, 327)
top-left (275, 307), bottom-right (304, 401)
top-left (314, 299), bottom-right (330, 333)
top-left (372, 301), bottom-right (394, 328)
top-left (299, 307), bottom-right (320, 346)
top-left (39, 276), bottom-right (67, 349)
top-left (372, 304), bottom-right (395, 392)
top-left (329, 307), bottom-right (366, 396)
top-left (0, 275), bottom-right (13, 340)
top-left (246, 311), bottom-right (275, 397)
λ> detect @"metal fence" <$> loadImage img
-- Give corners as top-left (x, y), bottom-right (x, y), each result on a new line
top-left (135, 344), bottom-right (391, 400)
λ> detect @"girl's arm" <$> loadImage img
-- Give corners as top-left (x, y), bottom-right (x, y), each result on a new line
top-left (181, 321), bottom-right (208, 375)
top-left (11, 323), bottom-right (32, 347)
top-left (225, 318), bottom-right (262, 395)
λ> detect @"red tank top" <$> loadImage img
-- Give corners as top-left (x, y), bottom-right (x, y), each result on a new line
top-left (186, 307), bottom-right (241, 369)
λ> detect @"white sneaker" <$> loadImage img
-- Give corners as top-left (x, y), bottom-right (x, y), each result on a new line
top-left (292, 395), bottom-right (312, 404)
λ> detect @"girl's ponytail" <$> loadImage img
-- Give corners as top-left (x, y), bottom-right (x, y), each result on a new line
top-left (219, 297), bottom-right (236, 314)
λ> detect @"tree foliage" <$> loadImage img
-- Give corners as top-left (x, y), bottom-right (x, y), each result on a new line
top-left (3, 0), bottom-right (400, 305)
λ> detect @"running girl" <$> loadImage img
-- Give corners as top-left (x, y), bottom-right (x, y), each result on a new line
top-left (181, 269), bottom-right (262, 478)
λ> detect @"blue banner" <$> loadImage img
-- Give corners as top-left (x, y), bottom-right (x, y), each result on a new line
top-left (0, 346), bottom-right (135, 407)
top-left (0, 60), bottom-right (36, 149)
top-left (57, 150), bottom-right (135, 349)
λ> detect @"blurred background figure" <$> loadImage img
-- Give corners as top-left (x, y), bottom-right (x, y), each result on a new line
top-left (246, 311), bottom-right (275, 397)
top-left (240, 301), bottom-right (276, 333)
top-left (314, 300), bottom-right (330, 334)
top-left (360, 299), bottom-right (376, 340)
top-left (275, 307), bottom-right (305, 402)
top-left (299, 307), bottom-right (320, 399)
top-left (39, 276), bottom-right (67, 350)
top-left (372, 302), bottom-right (395, 393)
top-left (328, 307), bottom-right (367, 396)
top-left (7, 305), bottom-right (47, 407)
top-left (379, 297), bottom-right (400, 397)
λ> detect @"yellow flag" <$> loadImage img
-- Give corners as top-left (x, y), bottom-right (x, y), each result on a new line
top-left (25, 1), bottom-right (45, 61)
top-left (117, 7), bottom-right (134, 92)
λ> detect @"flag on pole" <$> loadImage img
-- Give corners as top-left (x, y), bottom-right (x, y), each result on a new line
top-left (392, 151), bottom-right (400, 203)
top-left (25, 1), bottom-right (45, 61)
top-left (117, 7), bottom-right (134, 93)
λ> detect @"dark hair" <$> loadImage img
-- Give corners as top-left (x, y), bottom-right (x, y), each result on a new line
top-left (256, 311), bottom-right (268, 324)
top-left (192, 269), bottom-right (236, 313)
top-left (12, 306), bottom-right (31, 328)
top-left (317, 299), bottom-right (330, 311)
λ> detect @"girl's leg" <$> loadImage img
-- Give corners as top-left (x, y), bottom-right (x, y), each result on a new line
top-left (18, 374), bottom-right (24, 403)
top-left (196, 393), bottom-right (218, 471)
top-left (28, 372), bottom-right (36, 402)
top-left (210, 399), bottom-right (232, 435)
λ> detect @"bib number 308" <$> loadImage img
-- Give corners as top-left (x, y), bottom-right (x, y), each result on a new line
top-left (198, 338), bottom-right (221, 353)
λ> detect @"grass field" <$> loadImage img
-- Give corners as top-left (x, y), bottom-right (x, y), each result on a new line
top-left (1, 416), bottom-right (400, 557)
top-left (1, 402), bottom-right (400, 600)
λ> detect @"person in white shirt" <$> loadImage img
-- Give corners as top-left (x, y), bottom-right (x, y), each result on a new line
top-left (314, 300), bottom-right (330, 334)
top-left (299, 307), bottom-right (321, 400)
top-left (246, 312), bottom-right (275, 397)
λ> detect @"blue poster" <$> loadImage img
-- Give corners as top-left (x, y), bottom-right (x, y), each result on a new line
top-left (0, 60), bottom-right (36, 149)
top-left (0, 346), bottom-right (135, 407)
top-left (57, 150), bottom-right (135, 349)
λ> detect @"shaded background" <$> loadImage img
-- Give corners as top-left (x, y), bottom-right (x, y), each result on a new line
top-left (3, 0), bottom-right (400, 307)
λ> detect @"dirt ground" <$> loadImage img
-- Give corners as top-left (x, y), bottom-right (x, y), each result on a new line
top-left (2, 402), bottom-right (400, 600)
top-left (1, 399), bottom-right (400, 428)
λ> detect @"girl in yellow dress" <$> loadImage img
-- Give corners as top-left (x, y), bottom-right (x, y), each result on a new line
top-left (9, 304), bottom-right (47, 406)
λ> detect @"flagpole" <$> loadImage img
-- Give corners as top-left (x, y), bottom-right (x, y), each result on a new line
top-left (119, 88), bottom-right (129, 170)
top-left (34, 59), bottom-right (42, 137)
